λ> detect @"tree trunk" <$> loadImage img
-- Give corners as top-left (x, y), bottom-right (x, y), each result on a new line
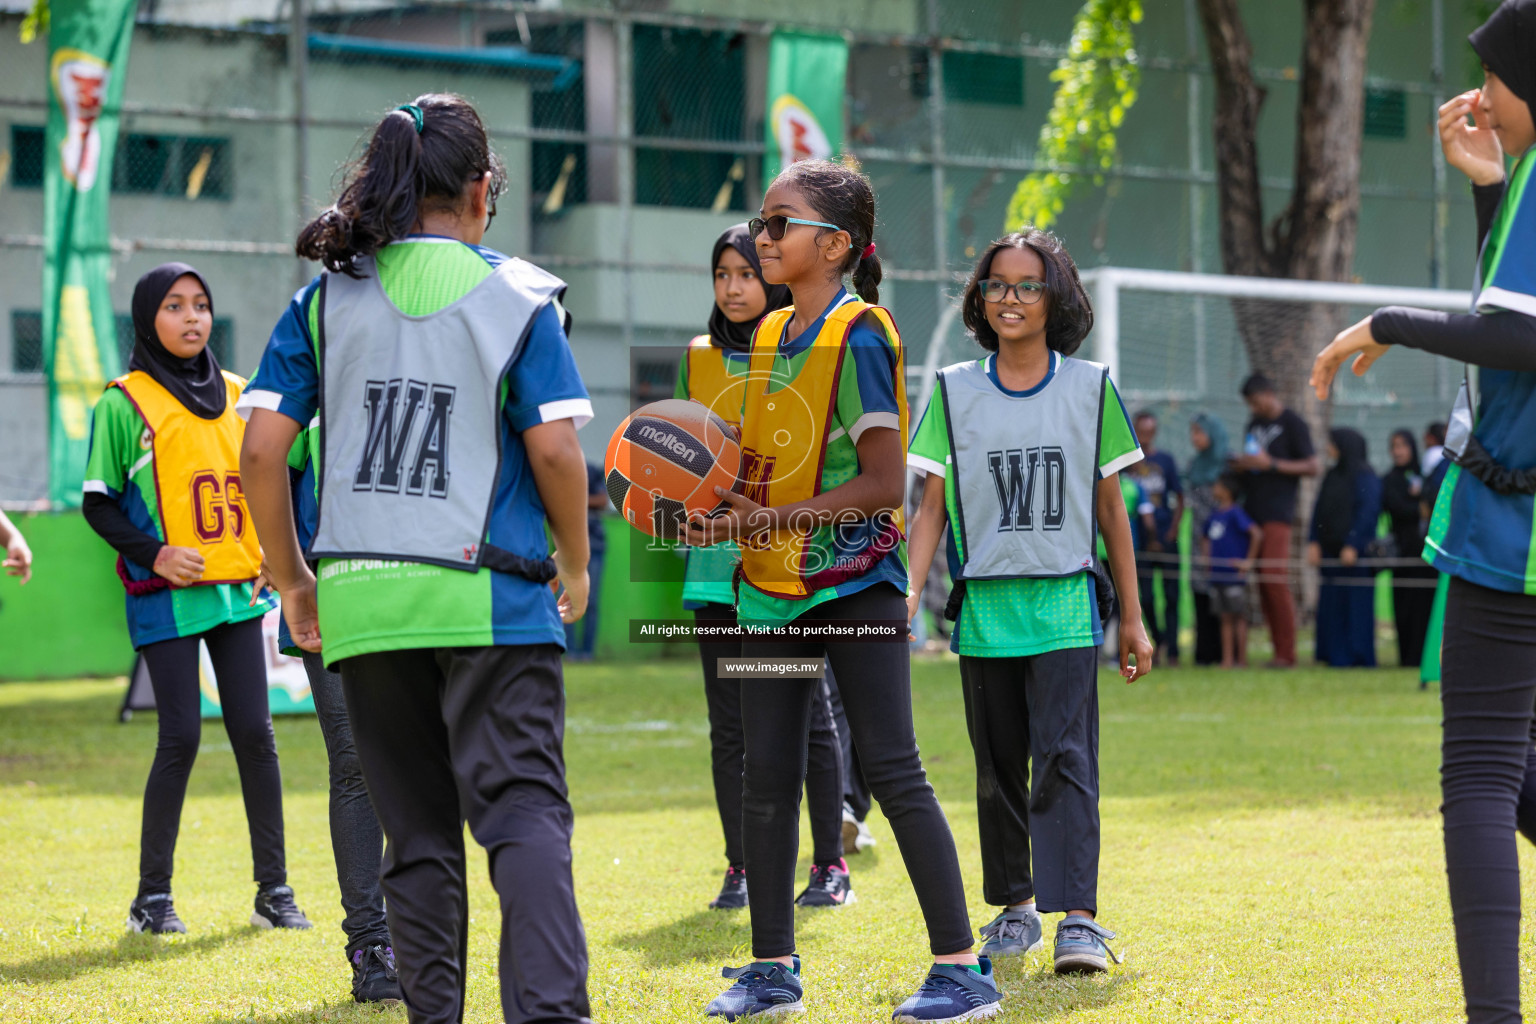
top-left (1195, 0), bottom-right (1376, 622)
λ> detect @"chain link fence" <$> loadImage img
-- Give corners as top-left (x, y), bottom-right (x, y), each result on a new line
top-left (0, 0), bottom-right (1475, 503)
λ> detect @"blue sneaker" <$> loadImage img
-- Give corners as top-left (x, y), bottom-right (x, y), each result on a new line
top-left (704, 957), bottom-right (804, 1019)
top-left (977, 907), bottom-right (1042, 958)
top-left (891, 959), bottom-right (1002, 1023)
top-left (1052, 916), bottom-right (1123, 974)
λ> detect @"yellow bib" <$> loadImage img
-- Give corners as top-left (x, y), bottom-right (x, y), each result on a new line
top-left (737, 300), bottom-right (908, 599)
top-left (686, 335), bottom-right (749, 430)
top-left (110, 370), bottom-right (263, 584)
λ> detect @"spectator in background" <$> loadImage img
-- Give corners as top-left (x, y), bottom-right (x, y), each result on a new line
top-left (1422, 421), bottom-right (1447, 476)
top-left (1230, 374), bottom-right (1321, 668)
top-left (1185, 414), bottom-right (1229, 666)
top-left (565, 461), bottom-right (607, 661)
top-left (1203, 472), bottom-right (1262, 668)
top-left (1308, 428), bottom-right (1381, 668)
top-left (1131, 411), bottom-right (1184, 666)
top-left (0, 510), bottom-right (32, 584)
top-left (1382, 429), bottom-right (1436, 668)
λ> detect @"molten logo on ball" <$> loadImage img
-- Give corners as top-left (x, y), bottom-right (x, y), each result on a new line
top-left (637, 424), bottom-right (698, 464)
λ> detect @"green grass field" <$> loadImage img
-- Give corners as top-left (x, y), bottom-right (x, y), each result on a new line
top-left (0, 658), bottom-right (1527, 1023)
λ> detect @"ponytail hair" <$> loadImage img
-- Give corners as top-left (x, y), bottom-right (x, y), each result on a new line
top-left (771, 159), bottom-right (881, 304)
top-left (296, 93), bottom-right (507, 275)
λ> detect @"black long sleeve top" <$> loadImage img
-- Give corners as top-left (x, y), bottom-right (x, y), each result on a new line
top-left (1372, 181), bottom-right (1536, 372)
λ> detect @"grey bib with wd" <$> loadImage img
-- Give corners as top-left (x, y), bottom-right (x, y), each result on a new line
top-left (940, 355), bottom-right (1106, 580)
top-left (310, 255), bottom-right (565, 575)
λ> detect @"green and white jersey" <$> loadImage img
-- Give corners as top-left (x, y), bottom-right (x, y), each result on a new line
top-left (908, 352), bottom-right (1141, 658)
top-left (84, 388), bottom-right (275, 649)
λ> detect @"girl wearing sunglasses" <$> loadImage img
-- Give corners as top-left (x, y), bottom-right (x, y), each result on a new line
top-left (676, 223), bottom-right (856, 914)
top-left (905, 229), bottom-right (1152, 975)
top-left (686, 160), bottom-right (1000, 1023)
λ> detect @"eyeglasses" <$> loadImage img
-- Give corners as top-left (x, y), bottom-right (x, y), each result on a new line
top-left (978, 279), bottom-right (1047, 305)
top-left (748, 215), bottom-right (844, 241)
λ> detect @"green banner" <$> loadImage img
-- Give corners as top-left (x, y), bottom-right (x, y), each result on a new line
top-left (763, 32), bottom-right (847, 182)
top-left (42, 0), bottom-right (135, 508)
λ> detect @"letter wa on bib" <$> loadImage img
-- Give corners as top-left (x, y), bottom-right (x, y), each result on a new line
top-left (940, 356), bottom-right (1106, 580)
top-left (310, 256), bottom-right (565, 570)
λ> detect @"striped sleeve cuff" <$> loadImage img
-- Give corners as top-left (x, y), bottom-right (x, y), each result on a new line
top-left (848, 411), bottom-right (900, 444)
top-left (235, 389), bottom-right (313, 428)
top-left (907, 452), bottom-right (946, 478)
top-left (538, 397), bottom-right (594, 430)
top-left (1099, 447), bottom-right (1144, 479)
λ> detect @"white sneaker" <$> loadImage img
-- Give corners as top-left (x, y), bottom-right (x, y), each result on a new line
top-left (841, 803), bottom-right (876, 853)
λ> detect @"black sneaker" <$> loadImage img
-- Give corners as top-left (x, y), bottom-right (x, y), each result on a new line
top-left (350, 943), bottom-right (403, 1004)
top-left (710, 866), bottom-right (749, 910)
top-left (127, 892), bottom-right (187, 934)
top-left (251, 884), bottom-right (313, 930)
top-left (794, 859), bottom-right (854, 908)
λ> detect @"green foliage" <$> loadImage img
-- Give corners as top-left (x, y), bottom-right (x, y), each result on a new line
top-left (1006, 0), bottom-right (1142, 232)
top-left (19, 0), bottom-right (48, 44)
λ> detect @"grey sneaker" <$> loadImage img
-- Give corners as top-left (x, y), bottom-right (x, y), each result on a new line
top-left (1052, 916), bottom-right (1122, 974)
top-left (977, 907), bottom-right (1042, 958)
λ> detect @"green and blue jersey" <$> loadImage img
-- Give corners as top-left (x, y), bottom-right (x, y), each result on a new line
top-left (239, 235), bottom-right (592, 664)
top-left (1426, 153), bottom-right (1536, 594)
top-left (84, 388), bottom-right (275, 649)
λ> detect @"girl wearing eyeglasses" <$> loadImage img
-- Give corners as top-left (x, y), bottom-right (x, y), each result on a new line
top-left (905, 229), bottom-right (1153, 976)
top-left (685, 161), bottom-right (1000, 1023)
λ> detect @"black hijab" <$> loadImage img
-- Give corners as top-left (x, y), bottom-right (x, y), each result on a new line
top-left (708, 223), bottom-right (792, 353)
top-left (129, 262), bottom-right (225, 419)
top-left (1315, 428), bottom-right (1372, 549)
top-left (1471, 0), bottom-right (1536, 108)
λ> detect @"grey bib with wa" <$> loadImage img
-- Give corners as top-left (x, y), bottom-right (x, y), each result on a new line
top-left (940, 355), bottom-right (1107, 580)
top-left (310, 256), bottom-right (565, 572)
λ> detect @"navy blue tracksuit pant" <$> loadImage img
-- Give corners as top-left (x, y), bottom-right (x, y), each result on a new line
top-left (960, 645), bottom-right (1100, 914)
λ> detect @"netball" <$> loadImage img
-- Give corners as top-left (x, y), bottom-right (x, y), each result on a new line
top-left (604, 399), bottom-right (742, 540)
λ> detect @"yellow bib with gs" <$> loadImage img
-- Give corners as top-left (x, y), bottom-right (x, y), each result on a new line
top-left (737, 299), bottom-right (908, 599)
top-left (109, 370), bottom-right (263, 584)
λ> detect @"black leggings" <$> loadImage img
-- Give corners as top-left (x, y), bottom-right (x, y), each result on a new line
top-left (1441, 576), bottom-right (1536, 1024)
top-left (695, 603), bottom-right (843, 869)
top-left (137, 616), bottom-right (286, 896)
top-left (740, 583), bottom-right (973, 959)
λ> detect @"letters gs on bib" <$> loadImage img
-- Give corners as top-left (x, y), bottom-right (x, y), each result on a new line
top-left (989, 446), bottom-right (1066, 532)
top-left (352, 378), bottom-right (456, 499)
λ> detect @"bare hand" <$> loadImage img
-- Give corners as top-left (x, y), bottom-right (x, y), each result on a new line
top-left (905, 589), bottom-right (921, 634)
top-left (1439, 90), bottom-right (1506, 187)
top-left (249, 560), bottom-right (273, 607)
top-left (4, 535), bottom-right (32, 585)
top-left (1340, 545), bottom-right (1358, 568)
top-left (1311, 316), bottom-right (1389, 401)
top-left (684, 487), bottom-right (773, 547)
top-left (1120, 617), bottom-right (1154, 683)
top-left (1228, 452), bottom-right (1271, 472)
top-left (552, 564), bottom-right (590, 625)
top-left (1306, 542), bottom-right (1322, 567)
top-left (1238, 558), bottom-right (1255, 574)
top-left (153, 546), bottom-right (206, 587)
top-left (278, 574), bottom-right (322, 653)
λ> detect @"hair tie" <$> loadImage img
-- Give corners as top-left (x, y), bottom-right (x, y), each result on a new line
top-left (395, 104), bottom-right (424, 134)
top-left (861, 242), bottom-right (876, 260)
